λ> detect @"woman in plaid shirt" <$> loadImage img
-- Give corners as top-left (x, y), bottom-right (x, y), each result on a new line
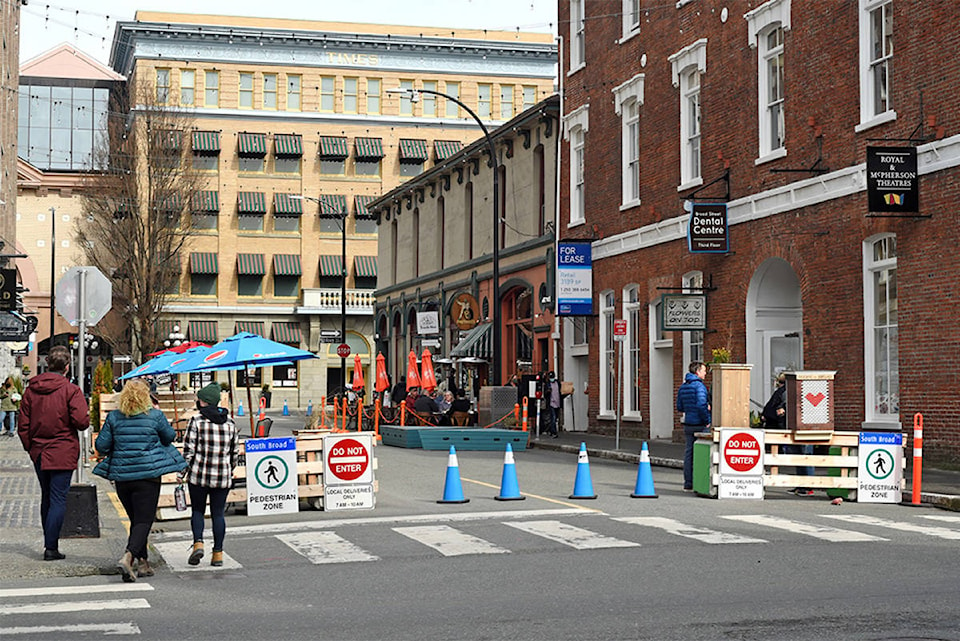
top-left (180, 383), bottom-right (239, 567)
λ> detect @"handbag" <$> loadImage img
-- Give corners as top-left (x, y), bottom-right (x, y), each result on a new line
top-left (174, 484), bottom-right (187, 511)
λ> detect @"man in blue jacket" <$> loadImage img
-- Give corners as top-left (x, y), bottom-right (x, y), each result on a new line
top-left (676, 362), bottom-right (711, 492)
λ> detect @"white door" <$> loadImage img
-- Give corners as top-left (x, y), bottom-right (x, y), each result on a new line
top-left (565, 355), bottom-right (589, 431)
top-left (648, 301), bottom-right (674, 439)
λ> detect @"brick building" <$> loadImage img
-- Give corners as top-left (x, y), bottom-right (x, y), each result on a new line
top-left (558, 0), bottom-right (959, 462)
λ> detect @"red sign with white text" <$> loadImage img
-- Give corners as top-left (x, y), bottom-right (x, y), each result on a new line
top-left (721, 431), bottom-right (763, 474)
top-left (326, 437), bottom-right (370, 482)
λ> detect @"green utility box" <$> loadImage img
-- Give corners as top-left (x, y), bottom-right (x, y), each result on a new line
top-left (693, 437), bottom-right (714, 496)
top-left (826, 445), bottom-right (850, 499)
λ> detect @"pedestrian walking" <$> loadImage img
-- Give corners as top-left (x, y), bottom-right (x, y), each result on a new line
top-left (93, 380), bottom-right (186, 581)
top-left (763, 373), bottom-right (813, 495)
top-left (17, 345), bottom-right (90, 560)
top-left (546, 372), bottom-right (561, 438)
top-left (676, 361), bottom-right (711, 493)
top-left (0, 376), bottom-right (19, 436)
top-left (179, 383), bottom-right (239, 567)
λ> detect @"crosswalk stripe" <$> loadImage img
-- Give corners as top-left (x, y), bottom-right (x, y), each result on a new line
top-left (504, 520), bottom-right (640, 550)
top-left (151, 541), bottom-right (242, 572)
top-left (0, 584), bottom-right (153, 598)
top-left (0, 598), bottom-right (151, 616)
top-left (393, 525), bottom-right (510, 556)
top-left (919, 514), bottom-right (960, 524)
top-left (277, 531), bottom-right (379, 564)
top-left (614, 516), bottom-right (767, 544)
top-left (823, 514), bottom-right (960, 540)
top-left (1, 623), bottom-right (141, 636)
top-left (723, 515), bottom-right (887, 542)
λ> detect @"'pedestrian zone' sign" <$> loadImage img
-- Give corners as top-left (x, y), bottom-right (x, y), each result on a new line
top-left (246, 437), bottom-right (299, 516)
top-left (719, 429), bottom-right (765, 499)
top-left (857, 432), bottom-right (903, 503)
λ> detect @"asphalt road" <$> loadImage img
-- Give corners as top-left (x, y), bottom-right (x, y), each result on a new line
top-left (3, 445), bottom-right (959, 640)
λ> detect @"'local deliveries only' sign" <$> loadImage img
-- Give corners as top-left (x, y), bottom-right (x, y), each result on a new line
top-left (323, 433), bottom-right (375, 510)
top-left (719, 429), bottom-right (765, 499)
top-left (245, 437), bottom-right (299, 516)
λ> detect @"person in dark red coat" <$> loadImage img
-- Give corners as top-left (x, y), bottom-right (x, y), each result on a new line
top-left (19, 345), bottom-right (90, 560)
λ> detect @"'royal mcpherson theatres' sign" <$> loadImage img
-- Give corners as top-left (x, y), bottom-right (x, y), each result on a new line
top-left (557, 241), bottom-right (593, 316)
top-left (687, 203), bottom-right (729, 253)
top-left (867, 146), bottom-right (919, 213)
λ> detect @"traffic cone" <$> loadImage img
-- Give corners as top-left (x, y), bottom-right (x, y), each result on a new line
top-left (495, 443), bottom-right (526, 501)
top-left (258, 398), bottom-right (266, 421)
top-left (306, 400), bottom-right (313, 417)
top-left (237, 401), bottom-right (244, 416)
top-left (437, 446), bottom-right (470, 504)
top-left (282, 400), bottom-right (290, 416)
top-left (569, 442), bottom-right (597, 499)
top-left (630, 442), bottom-right (659, 498)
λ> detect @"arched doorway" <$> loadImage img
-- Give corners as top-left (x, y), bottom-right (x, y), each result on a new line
top-left (503, 286), bottom-right (533, 380)
top-left (746, 258), bottom-right (803, 409)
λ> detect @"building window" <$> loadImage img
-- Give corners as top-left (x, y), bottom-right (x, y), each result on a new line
top-left (191, 274), bottom-right (217, 296)
top-left (411, 208), bottom-right (420, 275)
top-left (180, 70), bottom-right (195, 106)
top-left (863, 234), bottom-right (899, 425)
top-left (239, 72), bottom-right (254, 108)
top-left (859, 0), bottom-right (894, 128)
top-left (355, 159), bottom-right (380, 177)
top-left (570, 0), bottom-right (586, 70)
top-left (274, 215), bottom-right (300, 233)
top-left (274, 276), bottom-right (300, 298)
top-left (682, 271), bottom-right (704, 365)
top-left (681, 70), bottom-right (701, 186)
top-left (759, 26), bottom-right (785, 157)
top-left (522, 85), bottom-right (537, 111)
top-left (156, 68), bottom-right (170, 104)
top-left (563, 105), bottom-right (589, 226)
top-left (500, 85), bottom-right (514, 120)
top-left (400, 162), bottom-right (422, 177)
top-left (600, 291), bottom-right (616, 416)
top-left (422, 81), bottom-right (437, 116)
top-left (477, 84), bottom-right (492, 118)
top-left (238, 275), bottom-right (262, 297)
top-left (464, 181), bottom-right (474, 259)
top-left (239, 215), bottom-right (263, 231)
top-left (287, 74), bottom-right (301, 111)
top-left (624, 285), bottom-right (642, 417)
top-left (622, 0), bottom-right (640, 39)
top-left (613, 74), bottom-right (644, 207)
top-left (399, 79), bottom-right (414, 115)
top-left (263, 73), bottom-right (277, 109)
top-left (366, 78), bottom-right (381, 114)
top-left (320, 76), bottom-right (335, 112)
top-left (571, 316), bottom-right (588, 346)
top-left (445, 81), bottom-right (460, 117)
top-left (204, 71), bottom-right (219, 107)
top-left (535, 144), bottom-right (546, 235)
top-left (343, 77), bottom-right (358, 113)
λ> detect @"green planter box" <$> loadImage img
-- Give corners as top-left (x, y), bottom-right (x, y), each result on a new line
top-left (693, 438), bottom-right (713, 496)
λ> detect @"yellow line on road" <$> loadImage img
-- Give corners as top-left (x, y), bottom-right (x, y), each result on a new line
top-left (461, 477), bottom-right (603, 513)
top-left (107, 491), bottom-right (131, 534)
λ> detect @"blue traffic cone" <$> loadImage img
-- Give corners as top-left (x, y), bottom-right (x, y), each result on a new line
top-left (569, 442), bottom-right (597, 499)
top-left (282, 400), bottom-right (290, 416)
top-left (237, 401), bottom-right (244, 416)
top-left (631, 442), bottom-right (659, 498)
top-left (306, 400), bottom-right (313, 417)
top-left (495, 443), bottom-right (526, 501)
top-left (437, 446), bottom-right (470, 504)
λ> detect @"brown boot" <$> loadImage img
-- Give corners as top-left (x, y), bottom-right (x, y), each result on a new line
top-left (210, 550), bottom-right (223, 567)
top-left (188, 541), bottom-right (204, 566)
top-left (118, 551), bottom-right (136, 583)
top-left (137, 558), bottom-right (154, 578)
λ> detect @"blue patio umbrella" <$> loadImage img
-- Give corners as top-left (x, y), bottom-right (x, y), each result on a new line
top-left (119, 349), bottom-right (188, 380)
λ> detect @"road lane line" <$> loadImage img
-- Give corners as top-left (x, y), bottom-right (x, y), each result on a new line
top-left (615, 516), bottom-right (767, 544)
top-left (461, 477), bottom-right (605, 513)
top-left (918, 514), bottom-right (960, 524)
top-left (0, 599), bottom-right (151, 616)
top-left (2, 622), bottom-right (141, 635)
top-left (277, 531), bottom-right (379, 564)
top-left (505, 520), bottom-right (640, 550)
top-left (0, 583), bottom-right (153, 598)
top-left (823, 514), bottom-right (960, 540)
top-left (151, 541), bottom-right (242, 572)
top-left (723, 515), bottom-right (887, 542)
top-left (393, 525), bottom-right (510, 556)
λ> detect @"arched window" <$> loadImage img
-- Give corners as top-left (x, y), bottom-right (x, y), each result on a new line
top-left (504, 287), bottom-right (534, 377)
top-left (623, 285), bottom-right (642, 417)
top-left (599, 290), bottom-right (616, 416)
top-left (682, 271), bottom-right (704, 364)
top-left (863, 234), bottom-right (899, 425)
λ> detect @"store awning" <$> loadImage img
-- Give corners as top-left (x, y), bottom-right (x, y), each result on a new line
top-left (271, 322), bottom-right (302, 345)
top-left (237, 132), bottom-right (267, 157)
top-left (274, 193), bottom-right (303, 216)
top-left (434, 140), bottom-right (462, 161)
top-left (192, 131), bottom-right (220, 154)
top-left (155, 129), bottom-right (181, 151)
top-left (188, 320), bottom-right (218, 344)
top-left (354, 195), bottom-right (377, 219)
top-left (236, 253), bottom-right (265, 276)
top-left (236, 321), bottom-right (265, 336)
top-left (449, 322), bottom-right (492, 360)
top-left (189, 252), bottom-right (218, 274)
top-left (355, 137), bottom-right (384, 160)
top-left (354, 255), bottom-right (377, 278)
top-left (157, 194), bottom-right (182, 211)
top-left (318, 194), bottom-right (347, 218)
top-left (237, 191), bottom-right (266, 215)
top-left (157, 319), bottom-right (180, 339)
top-left (191, 191), bottom-right (220, 213)
top-left (273, 254), bottom-right (302, 276)
top-left (318, 255), bottom-right (343, 277)
top-left (398, 138), bottom-right (429, 162)
top-left (274, 133), bottom-right (303, 158)
top-left (318, 136), bottom-right (349, 159)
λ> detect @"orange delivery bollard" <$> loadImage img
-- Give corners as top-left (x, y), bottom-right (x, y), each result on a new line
top-left (514, 403), bottom-right (520, 428)
top-left (400, 398), bottom-right (407, 426)
top-left (521, 396), bottom-right (529, 432)
top-left (912, 412), bottom-right (923, 506)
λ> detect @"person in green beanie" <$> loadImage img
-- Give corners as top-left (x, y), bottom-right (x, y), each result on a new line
top-left (179, 383), bottom-right (238, 567)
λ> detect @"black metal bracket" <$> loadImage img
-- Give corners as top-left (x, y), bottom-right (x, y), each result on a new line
top-left (655, 274), bottom-right (718, 292)
top-left (771, 134), bottom-right (829, 175)
top-left (867, 90), bottom-right (935, 145)
top-left (681, 169), bottom-right (730, 202)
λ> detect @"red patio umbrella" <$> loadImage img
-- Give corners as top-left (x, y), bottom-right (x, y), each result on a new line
top-left (420, 349), bottom-right (437, 393)
top-left (146, 340), bottom-right (209, 358)
top-left (406, 350), bottom-right (422, 390)
top-left (352, 353), bottom-right (365, 394)
top-left (375, 352), bottom-right (390, 393)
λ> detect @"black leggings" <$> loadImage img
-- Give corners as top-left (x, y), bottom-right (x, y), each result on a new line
top-left (115, 478), bottom-right (162, 559)
top-left (188, 484), bottom-right (230, 551)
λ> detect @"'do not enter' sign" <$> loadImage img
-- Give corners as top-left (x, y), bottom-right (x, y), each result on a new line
top-left (326, 437), bottom-right (370, 482)
top-left (721, 431), bottom-right (763, 474)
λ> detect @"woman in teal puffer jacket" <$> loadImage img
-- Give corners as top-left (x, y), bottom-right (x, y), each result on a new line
top-left (94, 380), bottom-right (186, 582)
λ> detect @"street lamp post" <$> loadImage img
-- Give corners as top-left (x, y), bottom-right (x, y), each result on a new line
top-left (386, 87), bottom-right (501, 385)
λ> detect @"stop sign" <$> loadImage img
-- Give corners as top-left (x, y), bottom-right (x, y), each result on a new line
top-left (336, 343), bottom-right (351, 358)
top-left (326, 437), bottom-right (369, 482)
top-left (722, 431), bottom-right (763, 473)
top-left (56, 267), bottom-right (112, 326)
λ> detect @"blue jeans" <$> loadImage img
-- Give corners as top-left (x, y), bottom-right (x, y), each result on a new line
top-left (683, 424), bottom-right (705, 489)
top-left (33, 459), bottom-right (73, 551)
top-left (3, 410), bottom-right (16, 434)
top-left (189, 485), bottom-right (230, 551)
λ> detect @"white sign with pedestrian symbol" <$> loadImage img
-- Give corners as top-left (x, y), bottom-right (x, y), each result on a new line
top-left (246, 437), bottom-right (299, 516)
top-left (858, 432), bottom-right (902, 503)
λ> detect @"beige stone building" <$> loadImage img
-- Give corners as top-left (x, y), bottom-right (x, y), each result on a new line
top-left (106, 12), bottom-right (555, 406)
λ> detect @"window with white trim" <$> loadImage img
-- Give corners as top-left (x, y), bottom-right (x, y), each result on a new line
top-left (570, 0), bottom-right (586, 71)
top-left (622, 0), bottom-right (641, 39)
top-left (612, 74), bottom-right (644, 208)
top-left (682, 271), bottom-right (704, 365)
top-left (600, 291), bottom-right (616, 416)
top-left (669, 39), bottom-right (707, 190)
top-left (858, 0), bottom-right (894, 129)
top-left (180, 70), bottom-right (195, 106)
top-left (863, 234), bottom-right (899, 425)
top-left (571, 316), bottom-right (588, 346)
top-left (624, 285), bottom-right (642, 417)
top-left (563, 105), bottom-right (589, 226)
top-left (761, 27), bottom-right (784, 155)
